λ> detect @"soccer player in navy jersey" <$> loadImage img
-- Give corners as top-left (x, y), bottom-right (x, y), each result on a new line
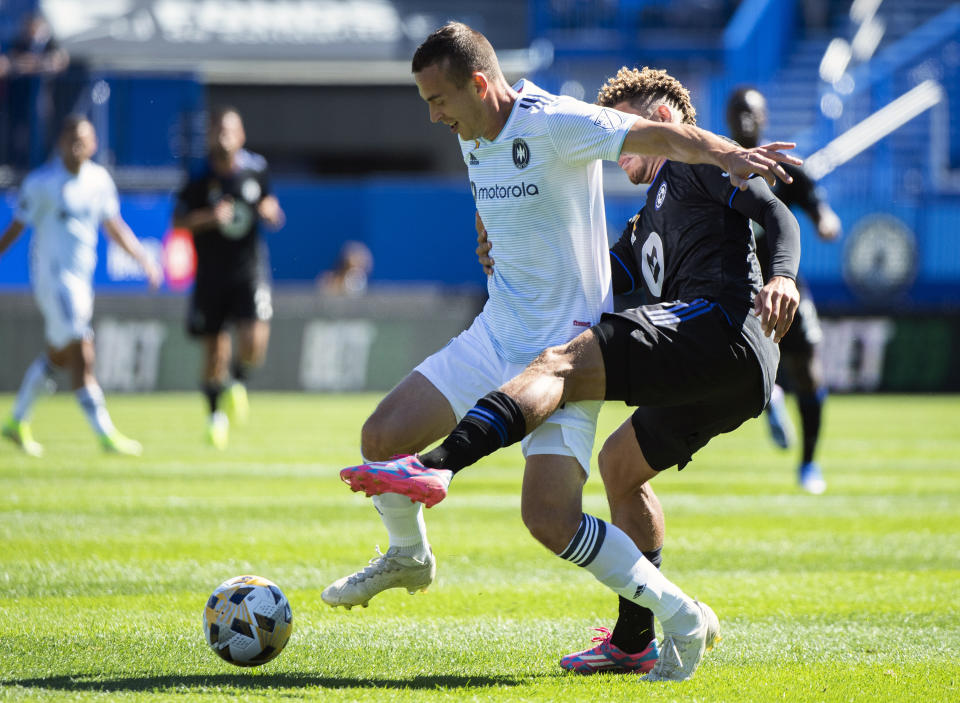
top-left (727, 87), bottom-right (840, 494)
top-left (342, 66), bottom-right (802, 682)
top-left (174, 107), bottom-right (284, 449)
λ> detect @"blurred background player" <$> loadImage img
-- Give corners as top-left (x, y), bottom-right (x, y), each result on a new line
top-left (173, 107), bottom-right (285, 449)
top-left (726, 86), bottom-right (841, 495)
top-left (0, 115), bottom-right (161, 456)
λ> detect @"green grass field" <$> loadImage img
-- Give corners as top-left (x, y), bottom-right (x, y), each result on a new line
top-left (1, 392), bottom-right (958, 702)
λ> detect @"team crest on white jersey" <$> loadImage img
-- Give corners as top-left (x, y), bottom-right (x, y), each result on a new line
top-left (592, 108), bottom-right (623, 132)
top-left (655, 182), bottom-right (667, 210)
top-left (512, 138), bottom-right (530, 169)
top-left (641, 232), bottom-right (665, 297)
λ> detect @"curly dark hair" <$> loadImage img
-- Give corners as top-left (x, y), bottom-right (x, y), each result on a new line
top-left (596, 66), bottom-right (697, 125)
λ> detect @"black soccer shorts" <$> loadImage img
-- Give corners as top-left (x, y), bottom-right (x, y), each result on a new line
top-left (593, 298), bottom-right (767, 471)
top-left (187, 273), bottom-right (273, 337)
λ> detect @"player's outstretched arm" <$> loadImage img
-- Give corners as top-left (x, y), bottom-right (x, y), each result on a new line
top-left (0, 220), bottom-right (26, 257)
top-left (104, 216), bottom-right (163, 289)
top-left (727, 176), bottom-right (801, 342)
top-left (620, 121), bottom-right (801, 189)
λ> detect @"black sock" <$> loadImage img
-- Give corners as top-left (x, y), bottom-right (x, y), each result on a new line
top-left (610, 547), bottom-right (662, 654)
top-left (203, 382), bottom-right (224, 415)
top-left (420, 391), bottom-right (526, 475)
top-left (797, 389), bottom-right (825, 465)
top-left (231, 360), bottom-right (249, 383)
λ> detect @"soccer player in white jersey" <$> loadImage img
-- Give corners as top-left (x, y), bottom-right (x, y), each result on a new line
top-left (0, 115), bottom-right (162, 457)
top-left (322, 22), bottom-right (799, 612)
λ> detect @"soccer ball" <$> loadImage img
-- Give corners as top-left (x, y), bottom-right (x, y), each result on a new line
top-left (202, 575), bottom-right (293, 666)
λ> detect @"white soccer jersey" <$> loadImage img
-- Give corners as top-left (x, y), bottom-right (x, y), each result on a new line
top-left (15, 158), bottom-right (120, 283)
top-left (460, 79), bottom-right (639, 364)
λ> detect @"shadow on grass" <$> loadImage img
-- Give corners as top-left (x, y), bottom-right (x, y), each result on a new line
top-left (7, 673), bottom-right (534, 692)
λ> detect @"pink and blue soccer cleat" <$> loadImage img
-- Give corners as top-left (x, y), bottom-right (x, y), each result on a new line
top-left (339, 454), bottom-right (452, 508)
top-left (559, 627), bottom-right (660, 674)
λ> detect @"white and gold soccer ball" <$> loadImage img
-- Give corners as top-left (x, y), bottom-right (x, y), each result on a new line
top-left (202, 575), bottom-right (293, 666)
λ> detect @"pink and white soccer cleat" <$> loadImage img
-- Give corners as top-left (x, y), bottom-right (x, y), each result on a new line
top-left (339, 454), bottom-right (453, 508)
top-left (560, 627), bottom-right (660, 674)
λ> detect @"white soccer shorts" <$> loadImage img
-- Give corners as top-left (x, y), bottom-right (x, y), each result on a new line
top-left (415, 316), bottom-right (601, 476)
top-left (33, 269), bottom-right (94, 349)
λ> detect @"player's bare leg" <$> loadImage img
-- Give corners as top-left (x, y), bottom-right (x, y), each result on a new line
top-left (3, 351), bottom-right (55, 456)
top-left (341, 330), bottom-right (607, 502)
top-left (502, 329), bottom-right (607, 431)
top-left (596, 420), bottom-right (718, 681)
top-left (50, 338), bottom-right (141, 455)
top-left (520, 453), bottom-right (586, 554)
top-left (557, 431), bottom-right (666, 675)
top-left (226, 319), bottom-right (269, 425)
top-left (360, 371), bottom-right (457, 460)
top-left (323, 371), bottom-right (455, 609)
top-left (203, 331), bottom-right (232, 448)
top-left (520, 453), bottom-right (655, 675)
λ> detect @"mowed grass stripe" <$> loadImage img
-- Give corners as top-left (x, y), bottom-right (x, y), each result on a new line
top-left (0, 392), bottom-right (958, 702)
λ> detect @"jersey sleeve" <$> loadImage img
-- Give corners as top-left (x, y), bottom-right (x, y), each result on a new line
top-left (13, 174), bottom-right (40, 226)
top-left (544, 99), bottom-right (640, 164)
top-left (730, 176), bottom-right (801, 281)
top-left (609, 213), bottom-right (642, 295)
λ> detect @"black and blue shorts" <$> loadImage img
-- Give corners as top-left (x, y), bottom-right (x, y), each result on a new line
top-left (592, 298), bottom-right (766, 471)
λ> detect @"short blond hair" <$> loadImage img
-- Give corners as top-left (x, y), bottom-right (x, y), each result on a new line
top-left (596, 66), bottom-right (697, 125)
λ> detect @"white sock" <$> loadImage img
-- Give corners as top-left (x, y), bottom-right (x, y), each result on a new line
top-left (372, 492), bottom-right (430, 560)
top-left (13, 355), bottom-right (55, 421)
top-left (75, 384), bottom-right (116, 437)
top-left (559, 513), bottom-right (699, 633)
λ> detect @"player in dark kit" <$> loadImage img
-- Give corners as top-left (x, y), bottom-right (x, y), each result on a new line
top-left (726, 87), bottom-right (841, 494)
top-left (173, 107), bottom-right (285, 449)
top-left (340, 67), bottom-right (802, 682)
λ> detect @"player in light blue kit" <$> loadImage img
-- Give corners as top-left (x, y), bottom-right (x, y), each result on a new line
top-left (0, 115), bottom-right (162, 456)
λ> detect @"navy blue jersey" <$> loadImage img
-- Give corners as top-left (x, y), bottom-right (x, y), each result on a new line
top-left (609, 160), bottom-right (800, 401)
top-left (175, 149), bottom-right (272, 279)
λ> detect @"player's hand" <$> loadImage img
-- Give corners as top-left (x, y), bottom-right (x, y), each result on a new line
top-left (213, 197), bottom-right (235, 226)
top-left (817, 207), bottom-right (842, 241)
top-left (754, 275), bottom-right (799, 343)
top-left (144, 258), bottom-right (164, 291)
top-left (258, 196), bottom-right (285, 230)
top-left (475, 211), bottom-right (494, 275)
top-left (721, 142), bottom-right (802, 190)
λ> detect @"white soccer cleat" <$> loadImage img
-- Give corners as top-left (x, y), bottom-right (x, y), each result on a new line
top-left (321, 546), bottom-right (436, 609)
top-left (644, 600), bottom-right (720, 682)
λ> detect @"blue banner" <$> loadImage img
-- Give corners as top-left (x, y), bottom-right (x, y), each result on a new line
top-left (2, 179), bottom-right (958, 311)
